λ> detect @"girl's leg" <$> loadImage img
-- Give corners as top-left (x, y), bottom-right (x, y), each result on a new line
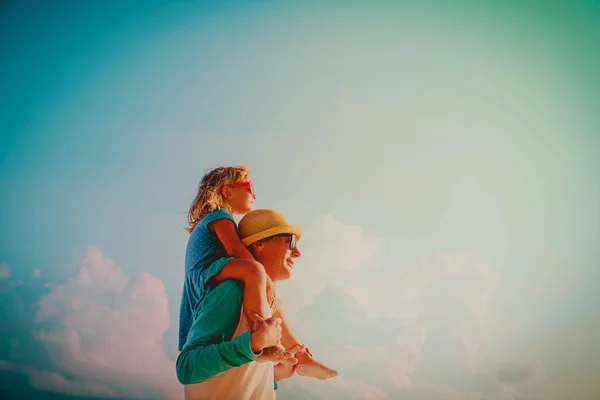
top-left (211, 259), bottom-right (270, 321)
top-left (211, 259), bottom-right (296, 365)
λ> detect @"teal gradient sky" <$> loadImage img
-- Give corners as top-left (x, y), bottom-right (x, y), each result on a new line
top-left (1, 1), bottom-right (599, 399)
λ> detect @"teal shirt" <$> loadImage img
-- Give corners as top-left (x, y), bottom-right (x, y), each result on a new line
top-left (176, 280), bottom-right (280, 390)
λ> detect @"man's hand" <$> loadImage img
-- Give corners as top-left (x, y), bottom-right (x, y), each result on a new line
top-left (250, 315), bottom-right (282, 353)
top-left (274, 344), bottom-right (305, 382)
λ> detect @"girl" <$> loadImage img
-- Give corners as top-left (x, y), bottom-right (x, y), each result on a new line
top-left (178, 165), bottom-right (337, 379)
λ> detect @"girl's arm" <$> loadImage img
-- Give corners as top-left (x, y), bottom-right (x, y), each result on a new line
top-left (210, 219), bottom-right (254, 260)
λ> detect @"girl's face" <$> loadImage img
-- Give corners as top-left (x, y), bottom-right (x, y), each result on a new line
top-left (224, 181), bottom-right (255, 215)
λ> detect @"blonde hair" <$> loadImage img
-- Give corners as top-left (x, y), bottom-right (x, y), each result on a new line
top-left (185, 166), bottom-right (250, 233)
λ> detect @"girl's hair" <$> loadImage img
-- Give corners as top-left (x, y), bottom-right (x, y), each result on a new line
top-left (185, 166), bottom-right (250, 233)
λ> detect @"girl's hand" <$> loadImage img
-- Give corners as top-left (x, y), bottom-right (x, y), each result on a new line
top-left (274, 344), bottom-right (305, 382)
top-left (304, 347), bottom-right (313, 358)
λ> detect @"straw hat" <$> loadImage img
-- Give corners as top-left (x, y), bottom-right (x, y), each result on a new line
top-left (239, 209), bottom-right (302, 247)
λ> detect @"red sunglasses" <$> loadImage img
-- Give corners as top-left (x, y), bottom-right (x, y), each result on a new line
top-left (226, 181), bottom-right (255, 196)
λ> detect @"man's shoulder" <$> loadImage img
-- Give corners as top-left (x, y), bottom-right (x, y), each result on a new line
top-left (191, 280), bottom-right (244, 328)
top-left (212, 279), bottom-right (243, 294)
top-left (203, 280), bottom-right (243, 307)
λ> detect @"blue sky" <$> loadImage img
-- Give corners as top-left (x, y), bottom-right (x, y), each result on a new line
top-left (1, 1), bottom-right (599, 399)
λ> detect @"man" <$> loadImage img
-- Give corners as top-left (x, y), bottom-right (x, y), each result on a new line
top-left (176, 209), bottom-right (307, 399)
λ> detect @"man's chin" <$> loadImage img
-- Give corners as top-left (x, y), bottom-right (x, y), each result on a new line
top-left (281, 267), bottom-right (292, 280)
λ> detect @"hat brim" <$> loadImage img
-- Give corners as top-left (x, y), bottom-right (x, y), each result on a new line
top-left (241, 225), bottom-right (302, 247)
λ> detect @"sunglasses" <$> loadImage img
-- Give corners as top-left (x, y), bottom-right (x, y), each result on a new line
top-left (227, 181), bottom-right (255, 196)
top-left (290, 235), bottom-right (296, 250)
top-left (277, 234), bottom-right (297, 250)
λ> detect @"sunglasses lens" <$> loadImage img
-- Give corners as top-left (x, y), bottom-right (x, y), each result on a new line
top-left (290, 235), bottom-right (296, 250)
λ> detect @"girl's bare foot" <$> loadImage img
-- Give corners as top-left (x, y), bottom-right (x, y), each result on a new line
top-left (295, 349), bottom-right (338, 380)
top-left (296, 359), bottom-right (338, 380)
top-left (256, 346), bottom-right (297, 365)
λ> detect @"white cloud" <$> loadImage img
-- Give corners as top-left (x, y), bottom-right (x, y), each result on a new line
top-left (4, 214), bottom-right (587, 400)
top-left (0, 262), bottom-right (10, 280)
top-left (277, 214), bottom-right (382, 314)
top-left (278, 283), bottom-right (428, 399)
top-left (28, 368), bottom-right (119, 398)
top-left (276, 215), bottom-right (546, 400)
top-left (29, 247), bottom-right (182, 400)
top-left (281, 375), bottom-right (389, 400)
top-left (0, 360), bottom-right (17, 371)
top-left (31, 269), bottom-right (41, 278)
top-left (0, 360), bottom-right (118, 397)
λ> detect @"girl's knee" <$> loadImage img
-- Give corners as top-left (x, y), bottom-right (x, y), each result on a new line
top-left (240, 259), bottom-right (267, 284)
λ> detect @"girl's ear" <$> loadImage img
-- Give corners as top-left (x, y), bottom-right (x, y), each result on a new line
top-left (221, 186), bottom-right (231, 199)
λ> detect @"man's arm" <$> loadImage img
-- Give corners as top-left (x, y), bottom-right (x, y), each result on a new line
top-left (272, 343), bottom-right (306, 390)
top-left (273, 363), bottom-right (296, 390)
top-left (176, 280), bottom-right (259, 385)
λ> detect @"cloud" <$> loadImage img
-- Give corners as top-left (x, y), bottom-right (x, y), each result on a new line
top-left (494, 362), bottom-right (532, 383)
top-left (288, 285), bottom-right (425, 389)
top-left (29, 367), bottom-right (119, 398)
top-left (24, 247), bottom-right (181, 399)
top-left (31, 269), bottom-right (41, 279)
top-left (278, 285), bottom-right (441, 399)
top-left (0, 262), bottom-right (10, 280)
top-left (277, 214), bottom-right (382, 314)
top-left (0, 359), bottom-right (118, 398)
top-left (279, 284), bottom-right (540, 400)
top-left (276, 215), bottom-right (545, 400)
top-left (4, 214), bottom-right (588, 399)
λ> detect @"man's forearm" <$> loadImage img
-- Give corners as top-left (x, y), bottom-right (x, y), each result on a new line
top-left (176, 331), bottom-right (258, 385)
top-left (273, 363), bottom-right (294, 383)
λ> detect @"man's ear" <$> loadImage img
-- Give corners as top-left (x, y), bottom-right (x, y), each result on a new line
top-left (250, 241), bottom-right (264, 253)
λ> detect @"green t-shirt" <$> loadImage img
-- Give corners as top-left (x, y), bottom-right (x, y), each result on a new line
top-left (176, 280), bottom-right (280, 390)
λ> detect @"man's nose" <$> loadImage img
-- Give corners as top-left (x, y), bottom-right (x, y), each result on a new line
top-left (291, 247), bottom-right (301, 257)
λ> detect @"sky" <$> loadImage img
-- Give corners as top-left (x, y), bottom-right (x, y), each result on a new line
top-left (1, 0), bottom-right (599, 399)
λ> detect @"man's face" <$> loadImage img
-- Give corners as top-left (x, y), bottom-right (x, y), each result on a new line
top-left (253, 234), bottom-right (301, 282)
